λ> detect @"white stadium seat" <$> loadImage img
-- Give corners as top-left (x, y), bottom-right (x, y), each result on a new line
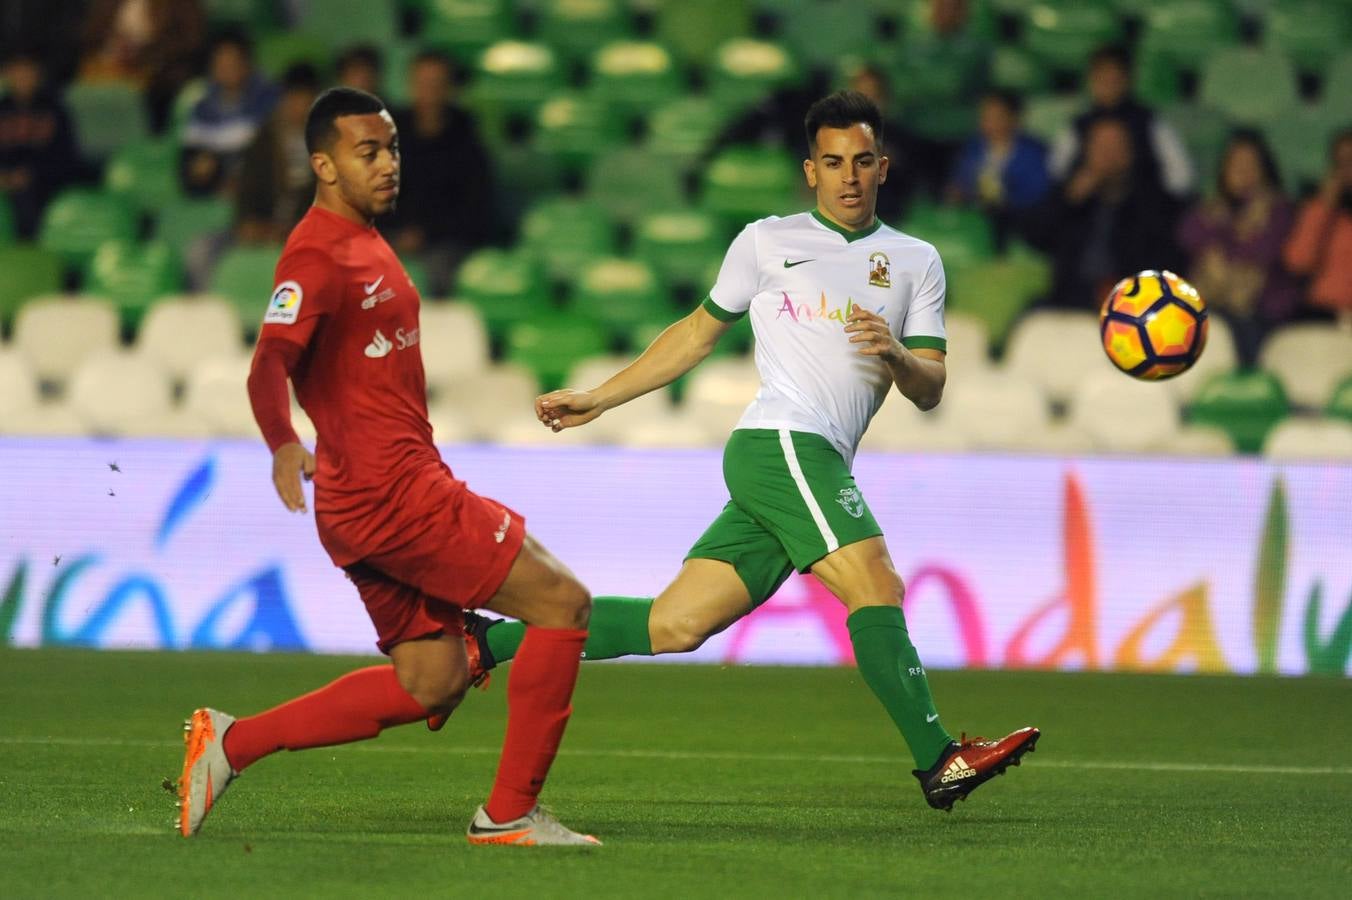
top-left (420, 301), bottom-right (491, 395)
top-left (565, 354), bottom-right (676, 444)
top-left (683, 356), bottom-right (760, 438)
top-left (1003, 310), bottom-right (1113, 405)
top-left (1258, 323), bottom-right (1352, 409)
top-left (1163, 312), bottom-right (1239, 403)
top-left (1262, 417), bottom-right (1352, 460)
top-left (0, 402), bottom-right (88, 436)
top-left (435, 363), bottom-right (539, 439)
top-left (941, 310), bottom-right (993, 377)
top-left (859, 390), bottom-right (970, 452)
top-left (937, 370), bottom-right (1052, 450)
top-left (0, 351), bottom-right (40, 419)
top-left (12, 295), bottom-right (119, 386)
top-left (617, 412), bottom-right (719, 449)
top-left (1067, 370), bottom-right (1182, 453)
top-left (491, 412), bottom-right (596, 446)
top-left (136, 295), bottom-right (243, 381)
top-left (184, 355), bottom-right (257, 437)
top-left (67, 351), bottom-right (174, 436)
top-left (1152, 425), bottom-right (1235, 457)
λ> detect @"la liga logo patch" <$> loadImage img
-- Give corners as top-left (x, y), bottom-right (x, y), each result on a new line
top-left (263, 280), bottom-right (303, 324)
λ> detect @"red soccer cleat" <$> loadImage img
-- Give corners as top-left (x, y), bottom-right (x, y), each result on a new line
top-left (913, 726), bottom-right (1040, 811)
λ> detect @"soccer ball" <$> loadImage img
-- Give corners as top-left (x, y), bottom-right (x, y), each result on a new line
top-left (1099, 270), bottom-right (1208, 380)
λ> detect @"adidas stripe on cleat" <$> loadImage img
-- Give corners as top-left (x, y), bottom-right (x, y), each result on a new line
top-left (177, 707), bottom-right (238, 836)
top-left (914, 726), bottom-right (1040, 812)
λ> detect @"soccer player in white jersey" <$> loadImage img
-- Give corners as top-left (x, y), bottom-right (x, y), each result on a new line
top-left (465, 92), bottom-right (1040, 811)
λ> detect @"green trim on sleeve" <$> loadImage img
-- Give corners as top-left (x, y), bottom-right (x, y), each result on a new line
top-left (700, 295), bottom-right (746, 322)
top-left (901, 335), bottom-right (947, 352)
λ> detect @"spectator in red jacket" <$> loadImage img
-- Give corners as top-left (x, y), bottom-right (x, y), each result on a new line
top-left (1285, 129), bottom-right (1352, 327)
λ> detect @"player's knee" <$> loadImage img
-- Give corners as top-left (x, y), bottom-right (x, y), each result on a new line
top-left (409, 671), bottom-right (468, 716)
top-left (555, 576), bottom-right (591, 631)
top-left (649, 613), bottom-right (711, 654)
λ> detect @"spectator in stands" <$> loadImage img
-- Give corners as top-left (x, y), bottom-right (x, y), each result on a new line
top-left (1029, 117), bottom-right (1182, 311)
top-left (336, 44), bottom-right (384, 96)
top-left (381, 50), bottom-right (495, 295)
top-left (77, 0), bottom-right (206, 131)
top-left (846, 63), bottom-right (919, 222)
top-left (1178, 129), bottom-right (1299, 364)
top-left (948, 89), bottom-right (1050, 250)
top-left (234, 63), bottom-right (322, 245)
top-left (179, 30), bottom-right (278, 197)
top-left (0, 49), bottom-right (79, 238)
top-left (1284, 129), bottom-right (1352, 327)
top-left (1051, 45), bottom-right (1193, 202)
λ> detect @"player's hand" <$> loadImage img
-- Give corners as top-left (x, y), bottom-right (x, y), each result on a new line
top-left (845, 307), bottom-right (901, 362)
top-left (536, 389), bottom-right (604, 432)
top-left (272, 442), bottom-right (316, 513)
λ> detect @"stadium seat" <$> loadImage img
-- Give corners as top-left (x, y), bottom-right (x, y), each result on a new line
top-left (941, 311), bottom-right (993, 377)
top-left (1258, 323), bottom-right (1352, 409)
top-left (63, 82), bottom-right (150, 162)
top-left (208, 244), bottom-right (284, 333)
top-left (585, 147), bottom-right (687, 226)
top-left (532, 93), bottom-right (627, 172)
top-left (135, 295), bottom-right (243, 382)
top-left (991, 46), bottom-right (1051, 94)
top-left (1199, 47), bottom-right (1299, 126)
top-left (66, 351), bottom-right (175, 437)
top-left (564, 353), bottom-right (674, 443)
top-left (518, 196), bottom-right (617, 283)
top-left (644, 97), bottom-right (733, 174)
top-left (255, 33), bottom-right (331, 80)
top-left (425, 403), bottom-right (474, 445)
top-left (1322, 52), bottom-right (1352, 120)
top-left (183, 355), bottom-right (257, 437)
top-left (0, 351), bottom-right (40, 419)
top-left (418, 301), bottom-right (491, 396)
top-left (683, 356), bottom-right (760, 437)
top-left (901, 204), bottom-right (994, 273)
top-left (153, 196), bottom-right (234, 260)
top-left (204, 0), bottom-right (278, 28)
top-left (0, 245), bottom-right (63, 330)
top-left (708, 39), bottom-right (802, 116)
top-left (1162, 311), bottom-right (1238, 404)
top-left (1265, 104), bottom-right (1344, 193)
top-left (38, 189), bottom-right (138, 271)
top-left (935, 370), bottom-right (1054, 450)
top-left (469, 41), bottom-right (560, 119)
top-left (84, 240), bottom-right (183, 331)
top-left (1187, 370), bottom-right (1289, 453)
top-left (700, 146), bottom-right (805, 228)
top-left (1327, 375), bottom-right (1352, 424)
top-left (1022, 94), bottom-right (1082, 145)
top-left (297, 0), bottom-right (398, 49)
top-left (1138, 1), bottom-right (1239, 72)
top-left (422, 0), bottom-right (515, 64)
top-left (776, 0), bottom-right (876, 72)
top-left (0, 403), bottom-right (88, 437)
top-left (1067, 370), bottom-right (1183, 453)
top-left (1262, 416), bottom-right (1352, 460)
top-left (945, 252), bottom-right (1050, 349)
top-left (654, 0), bottom-right (752, 68)
top-left (505, 314), bottom-right (608, 390)
top-left (12, 295), bottom-right (119, 386)
top-left (590, 41), bottom-right (686, 118)
top-left (634, 208), bottom-right (725, 288)
top-left (536, 0), bottom-right (631, 64)
top-left (1002, 310), bottom-right (1110, 406)
top-left (432, 362), bottom-right (538, 439)
top-left (1265, 1), bottom-right (1352, 75)
top-left (616, 412), bottom-right (719, 449)
top-left (1162, 103), bottom-right (1230, 192)
top-left (454, 247), bottom-right (552, 340)
top-left (568, 257), bottom-right (671, 342)
top-left (859, 392), bottom-right (972, 454)
top-left (104, 138), bottom-right (182, 215)
top-left (1152, 424), bottom-right (1235, 456)
top-left (491, 410), bottom-right (598, 446)
top-left (1022, 3), bottom-right (1124, 74)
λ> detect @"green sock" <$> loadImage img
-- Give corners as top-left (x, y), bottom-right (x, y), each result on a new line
top-left (847, 605), bottom-right (954, 770)
top-left (483, 596), bottom-right (654, 665)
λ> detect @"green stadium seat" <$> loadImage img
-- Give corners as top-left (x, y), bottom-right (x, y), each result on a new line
top-left (379, 40), bottom-right (421, 109)
top-left (1022, 3), bottom-right (1124, 73)
top-left (654, 0), bottom-right (752, 68)
top-left (63, 82), bottom-right (150, 162)
top-left (505, 313), bottom-right (608, 390)
top-left (153, 196), bottom-right (234, 259)
top-left (1163, 103), bottom-right (1230, 192)
top-left (1265, 2), bottom-right (1352, 74)
top-left (208, 244), bottom-right (284, 332)
top-left (38, 189), bottom-right (138, 271)
top-left (204, 0), bottom-right (278, 27)
top-left (454, 247), bottom-right (552, 339)
top-left (644, 97), bottom-right (732, 174)
top-left (708, 39), bottom-right (802, 116)
top-left (568, 257), bottom-right (671, 342)
top-left (468, 41), bottom-right (560, 119)
top-left (634, 208), bottom-right (726, 287)
top-left (1139, 1), bottom-right (1239, 70)
top-left (1265, 104), bottom-right (1343, 193)
top-left (490, 142), bottom-right (567, 226)
top-left (777, 0), bottom-right (876, 72)
top-left (1187, 370), bottom-right (1290, 454)
top-left (1326, 375), bottom-right (1352, 424)
top-left (901, 204), bottom-right (995, 274)
top-left (585, 147), bottom-right (687, 226)
top-left (536, 0), bottom-right (632, 65)
top-left (946, 251), bottom-right (1049, 348)
top-left (104, 139), bottom-right (182, 214)
top-left (84, 240), bottom-right (183, 331)
top-left (1323, 52), bottom-right (1352, 118)
top-left (298, 0), bottom-right (398, 49)
top-left (532, 92), bottom-right (626, 172)
top-left (0, 196), bottom-right (14, 246)
top-left (0, 244), bottom-right (63, 330)
top-left (422, 0), bottom-right (515, 64)
top-left (991, 46), bottom-right (1051, 94)
top-left (1022, 94), bottom-right (1082, 144)
top-left (1199, 47), bottom-right (1299, 126)
top-left (519, 197), bottom-right (617, 282)
top-left (590, 41), bottom-right (686, 117)
top-left (255, 33), bottom-right (332, 81)
top-left (699, 146), bottom-right (805, 228)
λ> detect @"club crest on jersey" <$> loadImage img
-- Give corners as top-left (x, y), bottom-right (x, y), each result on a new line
top-left (868, 252), bottom-right (891, 288)
top-left (263, 281), bottom-right (303, 324)
top-left (836, 486), bottom-right (866, 519)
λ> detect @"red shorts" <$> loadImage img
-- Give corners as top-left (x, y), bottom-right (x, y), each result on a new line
top-left (330, 473), bottom-right (526, 654)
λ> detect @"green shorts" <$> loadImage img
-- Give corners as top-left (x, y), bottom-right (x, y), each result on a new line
top-left (685, 428), bottom-right (884, 606)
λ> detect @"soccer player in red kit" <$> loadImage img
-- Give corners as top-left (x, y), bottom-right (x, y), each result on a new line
top-left (176, 88), bottom-right (600, 846)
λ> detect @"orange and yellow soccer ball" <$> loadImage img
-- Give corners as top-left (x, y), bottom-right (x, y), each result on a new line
top-left (1099, 270), bottom-right (1208, 380)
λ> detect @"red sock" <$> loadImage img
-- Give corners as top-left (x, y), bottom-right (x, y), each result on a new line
top-left (222, 665), bottom-right (428, 771)
top-left (484, 626), bottom-right (587, 822)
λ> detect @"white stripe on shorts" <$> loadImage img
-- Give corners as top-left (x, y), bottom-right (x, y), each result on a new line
top-left (777, 428), bottom-right (839, 554)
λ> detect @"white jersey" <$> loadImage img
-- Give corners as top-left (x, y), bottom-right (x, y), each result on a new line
top-left (704, 210), bottom-right (947, 467)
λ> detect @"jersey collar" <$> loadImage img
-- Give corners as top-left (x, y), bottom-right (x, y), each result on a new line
top-left (810, 209), bottom-right (883, 243)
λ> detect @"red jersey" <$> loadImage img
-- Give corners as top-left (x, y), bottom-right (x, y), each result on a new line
top-left (259, 205), bottom-right (441, 564)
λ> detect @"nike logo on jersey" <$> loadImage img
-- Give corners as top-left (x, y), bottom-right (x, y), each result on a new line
top-left (783, 258), bottom-right (815, 268)
top-left (363, 275), bottom-right (385, 294)
top-left (364, 329), bottom-right (393, 358)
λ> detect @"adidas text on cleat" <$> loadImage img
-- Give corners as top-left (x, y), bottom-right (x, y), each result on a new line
top-left (466, 805), bottom-right (601, 847)
top-left (178, 708), bottom-right (238, 836)
top-left (913, 726), bottom-right (1040, 812)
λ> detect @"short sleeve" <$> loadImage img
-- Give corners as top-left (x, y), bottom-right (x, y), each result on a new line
top-left (702, 223), bottom-right (760, 322)
top-left (900, 247), bottom-right (947, 353)
top-left (258, 247), bottom-right (340, 347)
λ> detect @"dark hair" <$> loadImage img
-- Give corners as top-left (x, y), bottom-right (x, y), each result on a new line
top-left (804, 90), bottom-right (884, 152)
top-left (412, 48), bottom-right (454, 71)
top-left (1089, 43), bottom-right (1132, 72)
top-left (305, 87), bottom-right (386, 153)
top-left (337, 44), bottom-right (383, 75)
top-left (982, 87), bottom-right (1024, 116)
top-left (208, 27), bottom-right (253, 60)
top-left (1219, 128), bottom-right (1282, 200)
top-left (282, 62), bottom-right (320, 93)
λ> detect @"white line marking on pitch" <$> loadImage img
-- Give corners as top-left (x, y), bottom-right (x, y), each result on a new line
top-left (2, 736), bottom-right (1349, 777)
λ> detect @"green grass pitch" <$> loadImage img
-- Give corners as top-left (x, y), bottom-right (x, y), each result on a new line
top-left (1, 648), bottom-right (1349, 898)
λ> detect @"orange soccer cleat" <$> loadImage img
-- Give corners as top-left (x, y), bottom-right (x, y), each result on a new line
top-left (177, 707), bottom-right (239, 836)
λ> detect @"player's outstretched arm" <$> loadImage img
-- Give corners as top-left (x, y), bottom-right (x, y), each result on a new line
top-left (845, 307), bottom-right (946, 410)
top-left (537, 305), bottom-right (731, 432)
top-left (248, 337), bottom-right (315, 512)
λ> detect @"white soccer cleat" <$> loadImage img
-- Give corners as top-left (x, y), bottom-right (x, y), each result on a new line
top-left (465, 804), bottom-right (601, 846)
top-left (177, 707), bottom-right (238, 837)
